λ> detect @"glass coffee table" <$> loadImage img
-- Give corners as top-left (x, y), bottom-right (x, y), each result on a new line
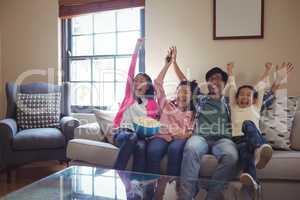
top-left (0, 166), bottom-right (261, 200)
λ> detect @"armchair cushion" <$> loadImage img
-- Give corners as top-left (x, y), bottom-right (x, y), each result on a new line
top-left (12, 128), bottom-right (65, 150)
top-left (16, 93), bottom-right (61, 129)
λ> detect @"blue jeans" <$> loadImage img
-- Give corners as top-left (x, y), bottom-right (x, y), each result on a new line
top-left (235, 120), bottom-right (267, 181)
top-left (145, 138), bottom-right (186, 199)
top-left (179, 135), bottom-right (239, 200)
top-left (147, 138), bottom-right (186, 176)
top-left (113, 129), bottom-right (147, 173)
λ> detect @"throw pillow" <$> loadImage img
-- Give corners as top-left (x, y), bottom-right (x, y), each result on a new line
top-left (16, 93), bottom-right (61, 129)
top-left (260, 91), bottom-right (300, 150)
top-left (94, 109), bottom-right (116, 144)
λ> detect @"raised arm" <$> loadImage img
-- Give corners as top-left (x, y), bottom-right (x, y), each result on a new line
top-left (124, 39), bottom-right (144, 98)
top-left (156, 48), bottom-right (172, 82)
top-left (261, 62), bottom-right (294, 112)
top-left (226, 62), bottom-right (237, 107)
top-left (255, 63), bottom-right (273, 108)
top-left (114, 39), bottom-right (143, 128)
top-left (154, 48), bottom-right (173, 109)
top-left (171, 46), bottom-right (187, 81)
top-left (259, 62), bottom-right (273, 83)
top-left (271, 62), bottom-right (294, 93)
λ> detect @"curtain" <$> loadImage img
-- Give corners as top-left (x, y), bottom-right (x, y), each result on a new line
top-left (59, 0), bottom-right (145, 18)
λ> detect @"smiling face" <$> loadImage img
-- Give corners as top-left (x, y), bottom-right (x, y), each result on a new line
top-left (176, 84), bottom-right (192, 111)
top-left (236, 87), bottom-right (256, 108)
top-left (207, 73), bottom-right (225, 96)
top-left (133, 74), bottom-right (149, 97)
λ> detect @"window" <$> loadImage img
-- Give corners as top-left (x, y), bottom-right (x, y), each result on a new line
top-left (62, 7), bottom-right (145, 113)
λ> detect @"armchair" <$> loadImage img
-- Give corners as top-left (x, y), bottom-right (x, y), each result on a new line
top-left (0, 82), bottom-right (80, 183)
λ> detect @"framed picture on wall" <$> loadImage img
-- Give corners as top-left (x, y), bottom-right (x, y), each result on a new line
top-left (213, 0), bottom-right (264, 40)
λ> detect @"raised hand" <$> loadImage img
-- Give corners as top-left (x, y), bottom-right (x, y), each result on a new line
top-left (134, 38), bottom-right (144, 53)
top-left (165, 47), bottom-right (173, 65)
top-left (226, 62), bottom-right (234, 76)
top-left (265, 62), bottom-right (273, 72)
top-left (171, 46), bottom-right (177, 64)
top-left (171, 46), bottom-right (187, 81)
top-left (275, 62), bottom-right (294, 83)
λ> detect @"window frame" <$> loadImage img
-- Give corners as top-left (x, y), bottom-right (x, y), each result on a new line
top-left (61, 8), bottom-right (145, 113)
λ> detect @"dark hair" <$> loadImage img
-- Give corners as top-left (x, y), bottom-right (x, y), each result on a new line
top-left (134, 73), bottom-right (155, 104)
top-left (236, 85), bottom-right (258, 99)
top-left (205, 67), bottom-right (228, 84)
top-left (176, 80), bottom-right (201, 112)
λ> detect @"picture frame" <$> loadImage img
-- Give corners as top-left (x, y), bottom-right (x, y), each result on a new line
top-left (213, 0), bottom-right (264, 40)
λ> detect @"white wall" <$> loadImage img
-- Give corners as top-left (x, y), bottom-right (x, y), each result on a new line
top-left (0, 0), bottom-right (60, 118)
top-left (145, 0), bottom-right (300, 96)
top-left (0, 0), bottom-right (299, 118)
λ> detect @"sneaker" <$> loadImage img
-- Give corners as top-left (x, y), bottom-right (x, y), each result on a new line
top-left (240, 173), bottom-right (258, 190)
top-left (255, 144), bottom-right (273, 169)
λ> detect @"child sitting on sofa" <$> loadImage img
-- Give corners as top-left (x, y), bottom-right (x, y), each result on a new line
top-left (146, 46), bottom-right (199, 177)
top-left (112, 39), bottom-right (159, 172)
top-left (226, 62), bottom-right (294, 189)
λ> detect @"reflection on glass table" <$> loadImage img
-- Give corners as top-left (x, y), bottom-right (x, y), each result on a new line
top-left (0, 166), bottom-right (262, 200)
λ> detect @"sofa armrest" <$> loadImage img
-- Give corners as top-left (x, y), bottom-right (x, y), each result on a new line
top-left (0, 118), bottom-right (18, 163)
top-left (0, 118), bottom-right (17, 140)
top-left (60, 116), bottom-right (80, 142)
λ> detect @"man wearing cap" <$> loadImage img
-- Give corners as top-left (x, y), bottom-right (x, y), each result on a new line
top-left (178, 67), bottom-right (274, 200)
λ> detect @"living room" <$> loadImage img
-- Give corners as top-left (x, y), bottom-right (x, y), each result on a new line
top-left (0, 0), bottom-right (300, 199)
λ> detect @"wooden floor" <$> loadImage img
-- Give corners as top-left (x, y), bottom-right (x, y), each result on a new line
top-left (0, 161), bottom-right (66, 198)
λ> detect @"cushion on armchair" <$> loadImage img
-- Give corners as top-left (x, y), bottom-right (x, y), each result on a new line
top-left (13, 128), bottom-right (65, 150)
top-left (16, 93), bottom-right (61, 129)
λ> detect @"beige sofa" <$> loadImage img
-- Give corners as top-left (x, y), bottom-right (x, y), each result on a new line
top-left (67, 112), bottom-right (300, 200)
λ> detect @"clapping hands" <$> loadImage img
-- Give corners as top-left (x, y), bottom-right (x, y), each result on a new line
top-left (165, 46), bottom-right (177, 66)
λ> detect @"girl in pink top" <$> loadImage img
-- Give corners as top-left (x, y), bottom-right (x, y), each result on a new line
top-left (147, 47), bottom-right (200, 176)
top-left (113, 39), bottom-right (159, 172)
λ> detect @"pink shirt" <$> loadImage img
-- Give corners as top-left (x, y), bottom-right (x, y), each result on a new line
top-left (114, 46), bottom-right (158, 128)
top-left (154, 79), bottom-right (194, 142)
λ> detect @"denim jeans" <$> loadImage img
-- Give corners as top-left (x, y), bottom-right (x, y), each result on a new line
top-left (179, 135), bottom-right (239, 200)
top-left (113, 129), bottom-right (147, 173)
top-left (235, 120), bottom-right (267, 181)
top-left (147, 137), bottom-right (187, 176)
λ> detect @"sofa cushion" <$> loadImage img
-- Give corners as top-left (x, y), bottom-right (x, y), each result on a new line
top-left (66, 139), bottom-right (222, 177)
top-left (94, 110), bottom-right (116, 143)
top-left (13, 128), bottom-right (65, 150)
top-left (67, 139), bottom-right (300, 181)
top-left (74, 123), bottom-right (103, 142)
top-left (260, 94), bottom-right (300, 150)
top-left (257, 150), bottom-right (300, 180)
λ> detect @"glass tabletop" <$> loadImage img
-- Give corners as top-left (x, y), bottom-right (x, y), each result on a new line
top-left (0, 166), bottom-right (261, 200)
